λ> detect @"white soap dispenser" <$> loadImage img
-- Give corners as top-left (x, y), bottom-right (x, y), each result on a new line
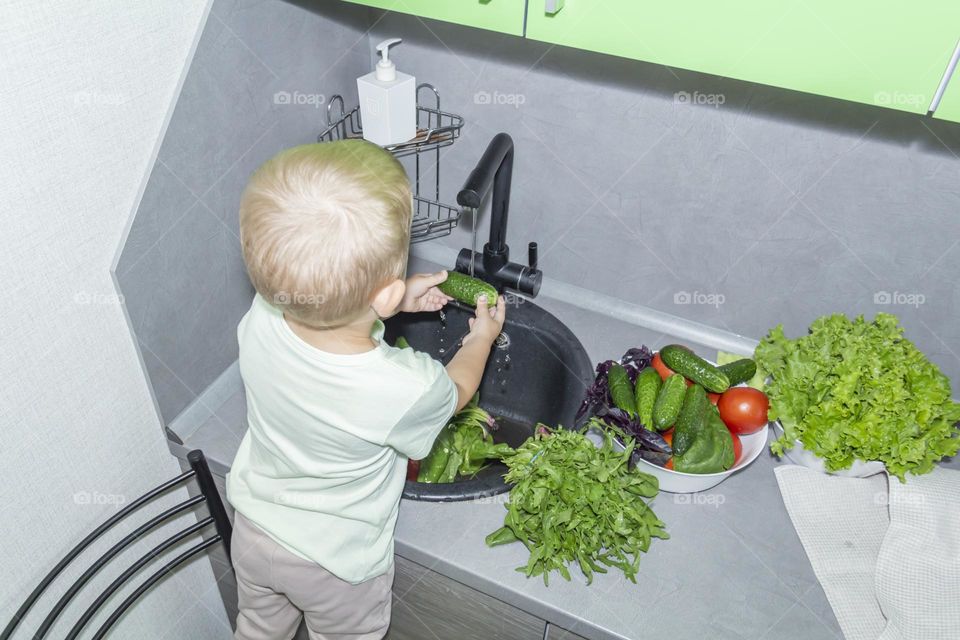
top-left (357, 38), bottom-right (416, 146)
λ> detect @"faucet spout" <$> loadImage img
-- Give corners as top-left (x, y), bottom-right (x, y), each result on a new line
top-left (457, 132), bottom-right (514, 256)
top-left (455, 133), bottom-right (541, 298)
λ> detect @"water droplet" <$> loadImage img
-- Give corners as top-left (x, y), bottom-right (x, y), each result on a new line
top-left (438, 348), bottom-right (446, 355)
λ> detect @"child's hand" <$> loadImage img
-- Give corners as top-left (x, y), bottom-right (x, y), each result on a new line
top-left (400, 271), bottom-right (452, 313)
top-left (464, 295), bottom-right (506, 346)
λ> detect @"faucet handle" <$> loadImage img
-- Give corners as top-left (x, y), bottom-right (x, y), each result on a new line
top-left (528, 242), bottom-right (539, 271)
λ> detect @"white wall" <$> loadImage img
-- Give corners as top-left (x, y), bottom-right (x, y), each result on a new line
top-left (0, 1), bottom-right (230, 637)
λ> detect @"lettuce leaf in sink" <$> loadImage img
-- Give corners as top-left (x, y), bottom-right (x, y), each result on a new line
top-left (756, 313), bottom-right (960, 480)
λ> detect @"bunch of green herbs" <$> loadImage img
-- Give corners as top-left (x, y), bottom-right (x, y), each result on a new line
top-left (485, 424), bottom-right (668, 585)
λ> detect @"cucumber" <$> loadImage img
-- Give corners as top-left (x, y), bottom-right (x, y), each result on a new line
top-left (417, 427), bottom-right (454, 483)
top-left (394, 336), bottom-right (410, 349)
top-left (438, 271), bottom-right (498, 307)
top-left (607, 363), bottom-right (637, 416)
top-left (634, 367), bottom-right (662, 430)
top-left (659, 345), bottom-right (730, 393)
top-left (672, 384), bottom-right (708, 456)
top-left (717, 358), bottom-right (756, 387)
top-left (652, 374), bottom-right (686, 431)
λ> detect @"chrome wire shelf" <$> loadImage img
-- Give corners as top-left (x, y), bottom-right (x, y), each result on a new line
top-left (317, 84), bottom-right (463, 243)
top-left (410, 197), bottom-right (461, 242)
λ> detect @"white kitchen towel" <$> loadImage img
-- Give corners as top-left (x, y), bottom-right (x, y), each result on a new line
top-left (775, 465), bottom-right (889, 640)
top-left (775, 465), bottom-right (960, 640)
top-left (875, 468), bottom-right (960, 640)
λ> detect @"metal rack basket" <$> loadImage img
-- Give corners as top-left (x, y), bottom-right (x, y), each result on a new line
top-left (318, 84), bottom-right (464, 242)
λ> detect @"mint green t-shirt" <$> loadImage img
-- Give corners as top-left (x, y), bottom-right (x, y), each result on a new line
top-left (226, 295), bottom-right (457, 583)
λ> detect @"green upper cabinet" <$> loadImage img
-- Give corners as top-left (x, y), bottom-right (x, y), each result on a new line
top-left (526, 0), bottom-right (960, 114)
top-left (343, 0), bottom-right (527, 36)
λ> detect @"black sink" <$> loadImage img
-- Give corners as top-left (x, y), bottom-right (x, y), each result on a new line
top-left (384, 299), bottom-right (594, 501)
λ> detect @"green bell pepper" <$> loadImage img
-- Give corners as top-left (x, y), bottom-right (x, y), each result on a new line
top-left (673, 406), bottom-right (735, 474)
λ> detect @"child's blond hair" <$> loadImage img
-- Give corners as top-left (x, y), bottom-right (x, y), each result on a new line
top-left (239, 140), bottom-right (411, 327)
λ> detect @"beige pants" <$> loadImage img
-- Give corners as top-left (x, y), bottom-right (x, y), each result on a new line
top-left (231, 512), bottom-right (394, 640)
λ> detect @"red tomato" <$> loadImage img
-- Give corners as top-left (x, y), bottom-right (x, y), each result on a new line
top-left (731, 433), bottom-right (742, 465)
top-left (718, 387), bottom-right (770, 435)
top-left (406, 459), bottom-right (420, 482)
top-left (651, 352), bottom-right (673, 380)
top-left (661, 430), bottom-right (676, 470)
top-left (661, 430), bottom-right (673, 447)
top-left (707, 392), bottom-right (721, 406)
top-left (652, 353), bottom-right (693, 386)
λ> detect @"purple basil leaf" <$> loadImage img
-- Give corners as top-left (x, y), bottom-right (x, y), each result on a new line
top-left (575, 346), bottom-right (654, 421)
top-left (633, 449), bottom-right (671, 467)
top-left (633, 427), bottom-right (672, 454)
top-left (620, 346), bottom-right (654, 383)
top-left (575, 359), bottom-right (618, 421)
top-left (595, 406), bottom-right (672, 455)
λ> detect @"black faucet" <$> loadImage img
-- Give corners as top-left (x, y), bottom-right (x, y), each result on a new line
top-left (455, 133), bottom-right (542, 298)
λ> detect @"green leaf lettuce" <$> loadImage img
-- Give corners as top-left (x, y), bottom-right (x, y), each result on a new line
top-left (755, 313), bottom-right (960, 481)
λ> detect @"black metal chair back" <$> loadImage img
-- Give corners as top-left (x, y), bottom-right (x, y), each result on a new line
top-left (1, 450), bottom-right (233, 640)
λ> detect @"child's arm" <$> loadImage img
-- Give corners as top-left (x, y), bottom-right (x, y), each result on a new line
top-left (445, 296), bottom-right (506, 412)
top-left (382, 296), bottom-right (504, 460)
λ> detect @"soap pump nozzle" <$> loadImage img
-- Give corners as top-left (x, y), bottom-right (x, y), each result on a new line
top-left (375, 38), bottom-right (403, 82)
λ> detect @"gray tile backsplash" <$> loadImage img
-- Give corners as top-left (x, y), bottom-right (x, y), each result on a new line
top-left (118, 1), bottom-right (960, 427)
top-left (366, 11), bottom-right (960, 385)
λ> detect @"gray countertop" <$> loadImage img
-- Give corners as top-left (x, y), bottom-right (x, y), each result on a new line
top-left (173, 292), bottom-right (849, 640)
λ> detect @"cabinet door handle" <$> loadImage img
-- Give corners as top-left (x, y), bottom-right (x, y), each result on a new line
top-left (929, 38), bottom-right (960, 113)
top-left (545, 0), bottom-right (565, 15)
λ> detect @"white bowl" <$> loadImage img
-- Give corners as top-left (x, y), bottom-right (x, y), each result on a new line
top-left (633, 424), bottom-right (768, 494)
top-left (770, 421), bottom-right (886, 478)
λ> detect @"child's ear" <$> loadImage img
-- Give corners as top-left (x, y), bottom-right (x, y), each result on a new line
top-left (370, 279), bottom-right (406, 317)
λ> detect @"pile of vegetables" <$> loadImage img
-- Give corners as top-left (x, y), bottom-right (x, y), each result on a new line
top-left (581, 345), bottom-right (770, 474)
top-left (646, 346), bottom-right (747, 474)
top-left (485, 426), bottom-right (668, 584)
top-left (576, 347), bottom-right (673, 465)
top-left (655, 347), bottom-right (771, 473)
top-left (416, 395), bottom-right (514, 483)
top-left (756, 313), bottom-right (960, 480)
